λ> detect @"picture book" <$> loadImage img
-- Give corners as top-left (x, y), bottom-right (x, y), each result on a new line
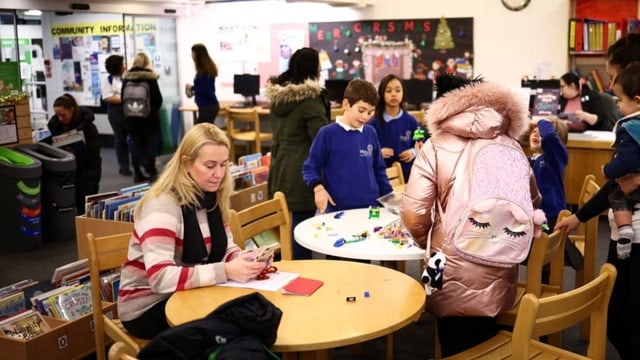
top-left (532, 88), bottom-right (560, 116)
top-left (0, 291), bottom-right (26, 319)
top-left (238, 152), bottom-right (262, 168)
top-left (251, 229), bottom-right (279, 248)
top-left (282, 277), bottom-right (324, 296)
top-left (251, 166), bottom-right (269, 185)
top-left (0, 279), bottom-right (37, 298)
top-left (49, 283), bottom-right (93, 321)
top-left (51, 258), bottom-right (88, 287)
top-left (30, 285), bottom-right (73, 308)
top-left (0, 310), bottom-right (50, 340)
top-left (51, 129), bottom-right (85, 147)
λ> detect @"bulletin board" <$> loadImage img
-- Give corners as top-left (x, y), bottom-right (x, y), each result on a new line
top-left (309, 17), bottom-right (474, 84)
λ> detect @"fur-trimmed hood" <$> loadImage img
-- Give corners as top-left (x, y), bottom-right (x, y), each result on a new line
top-left (426, 81), bottom-right (529, 140)
top-left (265, 79), bottom-right (325, 117)
top-left (123, 67), bottom-right (160, 81)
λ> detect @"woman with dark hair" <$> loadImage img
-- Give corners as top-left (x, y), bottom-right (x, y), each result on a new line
top-left (558, 72), bottom-right (619, 131)
top-left (185, 43), bottom-right (219, 124)
top-left (47, 94), bottom-right (102, 214)
top-left (102, 54), bottom-right (131, 176)
top-left (265, 47), bottom-right (330, 259)
top-left (368, 74), bottom-right (421, 182)
top-left (555, 32), bottom-right (640, 360)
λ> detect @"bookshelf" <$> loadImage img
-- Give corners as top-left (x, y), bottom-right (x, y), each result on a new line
top-left (568, 0), bottom-right (639, 90)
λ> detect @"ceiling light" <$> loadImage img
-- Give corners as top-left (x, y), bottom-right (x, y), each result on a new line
top-left (24, 10), bottom-right (42, 16)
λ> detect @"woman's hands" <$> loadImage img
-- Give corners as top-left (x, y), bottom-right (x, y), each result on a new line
top-left (224, 251), bottom-right (268, 283)
top-left (554, 213), bottom-right (580, 239)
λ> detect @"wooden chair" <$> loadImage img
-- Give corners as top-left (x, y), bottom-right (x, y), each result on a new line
top-left (386, 161), bottom-right (406, 192)
top-left (330, 107), bottom-right (344, 121)
top-left (228, 191), bottom-right (292, 260)
top-left (108, 341), bottom-right (139, 360)
top-left (226, 107), bottom-right (272, 162)
top-left (496, 213), bottom-right (567, 346)
top-left (443, 263), bottom-right (617, 360)
top-left (88, 233), bottom-right (149, 360)
top-left (569, 174), bottom-right (601, 340)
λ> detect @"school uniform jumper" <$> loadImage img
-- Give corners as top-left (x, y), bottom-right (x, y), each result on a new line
top-left (302, 120), bottom-right (393, 213)
top-left (368, 110), bottom-right (420, 181)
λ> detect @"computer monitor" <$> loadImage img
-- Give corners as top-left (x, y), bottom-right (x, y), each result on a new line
top-left (324, 79), bottom-right (350, 104)
top-left (521, 79), bottom-right (561, 111)
top-left (403, 79), bottom-right (433, 109)
top-left (233, 74), bottom-right (260, 106)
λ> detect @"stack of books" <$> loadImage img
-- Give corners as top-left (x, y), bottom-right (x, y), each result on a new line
top-left (84, 182), bottom-right (151, 220)
top-left (230, 152), bottom-right (271, 191)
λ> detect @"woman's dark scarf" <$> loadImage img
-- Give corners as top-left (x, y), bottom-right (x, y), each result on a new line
top-left (181, 192), bottom-right (227, 264)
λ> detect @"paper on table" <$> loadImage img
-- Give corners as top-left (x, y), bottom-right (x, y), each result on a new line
top-left (218, 271), bottom-right (299, 291)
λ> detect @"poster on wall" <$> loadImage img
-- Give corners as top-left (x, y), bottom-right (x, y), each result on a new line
top-left (217, 24), bottom-right (271, 63)
top-left (0, 105), bottom-right (18, 145)
top-left (0, 62), bottom-right (21, 95)
top-left (309, 17), bottom-right (474, 84)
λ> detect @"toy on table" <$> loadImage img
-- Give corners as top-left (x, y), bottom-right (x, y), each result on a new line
top-left (333, 230), bottom-right (369, 247)
top-left (368, 206), bottom-right (380, 219)
top-left (376, 219), bottom-right (413, 246)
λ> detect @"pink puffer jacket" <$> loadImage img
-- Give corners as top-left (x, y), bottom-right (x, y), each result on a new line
top-left (400, 81), bottom-right (541, 317)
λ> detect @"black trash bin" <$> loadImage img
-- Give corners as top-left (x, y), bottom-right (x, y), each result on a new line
top-left (0, 147), bottom-right (42, 251)
top-left (16, 143), bottom-right (76, 243)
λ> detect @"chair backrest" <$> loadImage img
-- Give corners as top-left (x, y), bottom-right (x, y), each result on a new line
top-left (386, 161), bottom-right (406, 192)
top-left (87, 232), bottom-right (136, 360)
top-left (228, 191), bottom-right (292, 260)
top-left (511, 263), bottom-right (617, 360)
top-left (578, 174), bottom-right (600, 209)
top-left (523, 224), bottom-right (565, 297)
top-left (226, 108), bottom-right (260, 138)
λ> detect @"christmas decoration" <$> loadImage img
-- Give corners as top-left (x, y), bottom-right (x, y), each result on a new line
top-left (434, 17), bottom-right (455, 52)
top-left (0, 93), bottom-right (28, 107)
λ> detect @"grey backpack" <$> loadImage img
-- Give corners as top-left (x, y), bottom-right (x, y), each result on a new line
top-left (122, 81), bottom-right (151, 118)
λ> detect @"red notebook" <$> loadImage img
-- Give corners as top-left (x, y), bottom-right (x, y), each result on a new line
top-left (282, 277), bottom-right (323, 296)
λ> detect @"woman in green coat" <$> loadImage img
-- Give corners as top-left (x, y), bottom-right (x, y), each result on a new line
top-left (265, 47), bottom-right (330, 259)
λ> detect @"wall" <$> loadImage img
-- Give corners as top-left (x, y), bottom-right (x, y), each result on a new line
top-left (176, 0), bottom-right (570, 106)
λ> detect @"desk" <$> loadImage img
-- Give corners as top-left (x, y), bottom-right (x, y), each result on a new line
top-left (294, 208), bottom-right (425, 261)
top-left (165, 260), bottom-right (425, 360)
top-left (563, 131), bottom-right (614, 205)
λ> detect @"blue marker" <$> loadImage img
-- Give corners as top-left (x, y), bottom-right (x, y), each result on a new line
top-left (333, 236), bottom-right (366, 247)
top-left (334, 211), bottom-right (345, 219)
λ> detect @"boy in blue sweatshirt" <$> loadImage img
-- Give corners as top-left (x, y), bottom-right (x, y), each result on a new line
top-left (303, 79), bottom-right (393, 213)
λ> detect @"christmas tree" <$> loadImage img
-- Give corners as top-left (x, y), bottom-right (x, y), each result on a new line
top-left (433, 17), bottom-right (455, 51)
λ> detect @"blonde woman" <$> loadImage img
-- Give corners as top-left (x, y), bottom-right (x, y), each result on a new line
top-left (117, 123), bottom-right (267, 339)
top-left (122, 52), bottom-right (163, 182)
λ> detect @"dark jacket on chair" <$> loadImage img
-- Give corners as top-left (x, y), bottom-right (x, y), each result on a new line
top-left (137, 292), bottom-right (282, 360)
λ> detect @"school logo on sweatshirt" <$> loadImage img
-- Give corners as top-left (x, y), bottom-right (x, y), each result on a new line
top-left (360, 144), bottom-right (374, 157)
top-left (400, 130), bottom-right (412, 142)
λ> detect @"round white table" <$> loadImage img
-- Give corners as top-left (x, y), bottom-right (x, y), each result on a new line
top-left (294, 208), bottom-right (425, 261)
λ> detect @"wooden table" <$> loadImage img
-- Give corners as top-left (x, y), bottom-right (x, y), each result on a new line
top-left (165, 260), bottom-right (426, 360)
top-left (563, 131), bottom-right (614, 205)
top-left (294, 208), bottom-right (425, 262)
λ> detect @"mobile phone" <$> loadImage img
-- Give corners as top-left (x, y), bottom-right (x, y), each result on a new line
top-left (255, 246), bottom-right (276, 262)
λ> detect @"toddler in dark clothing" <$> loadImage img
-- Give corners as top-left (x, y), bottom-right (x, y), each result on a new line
top-left (604, 62), bottom-right (640, 259)
top-left (302, 79), bottom-right (393, 214)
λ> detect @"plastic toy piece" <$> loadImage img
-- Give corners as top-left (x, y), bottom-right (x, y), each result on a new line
top-left (412, 128), bottom-right (426, 141)
top-left (346, 296), bottom-right (356, 302)
top-left (334, 211), bottom-right (345, 219)
top-left (368, 206), bottom-right (380, 219)
top-left (364, 291), bottom-right (370, 298)
top-left (333, 233), bottom-right (368, 247)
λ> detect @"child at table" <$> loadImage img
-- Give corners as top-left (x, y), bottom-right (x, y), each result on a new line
top-left (603, 62), bottom-right (640, 260)
top-left (368, 74), bottom-right (422, 182)
top-left (303, 79), bottom-right (393, 214)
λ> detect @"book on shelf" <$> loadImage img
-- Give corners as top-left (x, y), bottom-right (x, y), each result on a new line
top-left (591, 68), bottom-right (605, 92)
top-left (0, 291), bottom-right (26, 319)
top-left (51, 258), bottom-right (89, 287)
top-left (251, 166), bottom-right (269, 185)
top-left (282, 276), bottom-right (323, 296)
top-left (0, 310), bottom-right (50, 340)
top-left (237, 152), bottom-right (263, 168)
top-left (0, 279), bottom-right (37, 299)
top-left (48, 283), bottom-right (93, 321)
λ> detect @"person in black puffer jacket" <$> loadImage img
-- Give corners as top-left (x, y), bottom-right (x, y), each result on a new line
top-left (137, 292), bottom-right (282, 360)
